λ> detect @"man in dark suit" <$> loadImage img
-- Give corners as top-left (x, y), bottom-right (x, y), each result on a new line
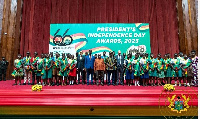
top-left (85, 50), bottom-right (95, 85)
top-left (115, 50), bottom-right (125, 85)
top-left (77, 51), bottom-right (86, 84)
top-left (0, 57), bottom-right (9, 81)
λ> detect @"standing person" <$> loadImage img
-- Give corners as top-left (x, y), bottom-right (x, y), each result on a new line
top-left (157, 53), bottom-right (165, 86)
top-left (123, 53), bottom-right (127, 83)
top-left (94, 54), bottom-right (105, 86)
top-left (85, 50), bottom-right (95, 85)
top-left (12, 54), bottom-right (23, 85)
top-left (190, 50), bottom-right (198, 87)
top-left (41, 54), bottom-right (53, 86)
top-left (181, 54), bottom-right (192, 87)
top-left (171, 53), bottom-right (181, 86)
top-left (93, 54), bottom-right (98, 84)
top-left (101, 51), bottom-right (108, 84)
top-left (36, 54), bottom-right (44, 85)
top-left (30, 52), bottom-right (39, 85)
top-left (68, 55), bottom-right (77, 85)
top-left (115, 50), bottom-right (125, 86)
top-left (58, 54), bottom-right (68, 86)
top-left (54, 52), bottom-right (61, 86)
top-left (125, 54), bottom-right (134, 86)
top-left (177, 52), bottom-right (184, 86)
top-left (77, 51), bottom-right (85, 85)
top-left (139, 53), bottom-right (149, 86)
top-left (145, 53), bottom-right (150, 85)
top-left (105, 52), bottom-right (116, 86)
top-left (22, 52), bottom-right (31, 85)
top-left (163, 54), bottom-right (168, 84)
top-left (148, 53), bottom-right (157, 86)
top-left (0, 57), bottom-right (8, 81)
top-left (132, 53), bottom-right (140, 86)
top-left (166, 53), bottom-right (173, 84)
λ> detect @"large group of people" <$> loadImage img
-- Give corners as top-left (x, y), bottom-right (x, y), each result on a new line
top-left (11, 50), bottom-right (198, 87)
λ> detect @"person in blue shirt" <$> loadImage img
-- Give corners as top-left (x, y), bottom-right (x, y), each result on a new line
top-left (85, 50), bottom-right (95, 85)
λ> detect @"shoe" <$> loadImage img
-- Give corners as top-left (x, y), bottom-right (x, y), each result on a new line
top-left (23, 83), bottom-right (26, 85)
top-left (107, 83), bottom-right (110, 86)
top-left (18, 83), bottom-right (21, 85)
top-left (56, 83), bottom-right (59, 86)
top-left (174, 84), bottom-right (177, 86)
top-left (179, 83), bottom-right (181, 87)
top-left (187, 83), bottom-right (190, 87)
top-left (87, 83), bottom-right (89, 85)
top-left (112, 84), bottom-right (115, 86)
top-left (13, 83), bottom-right (17, 85)
top-left (28, 83), bottom-right (31, 85)
top-left (101, 82), bottom-right (104, 86)
top-left (52, 83), bottom-right (55, 86)
top-left (38, 82), bottom-right (41, 85)
top-left (31, 83), bottom-right (34, 85)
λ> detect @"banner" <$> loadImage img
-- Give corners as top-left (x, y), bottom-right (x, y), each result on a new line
top-left (50, 23), bottom-right (151, 56)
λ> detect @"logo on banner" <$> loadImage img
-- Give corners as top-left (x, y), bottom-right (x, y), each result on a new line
top-left (53, 29), bottom-right (73, 46)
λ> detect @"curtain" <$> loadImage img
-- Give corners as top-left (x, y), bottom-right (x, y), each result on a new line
top-left (20, 0), bottom-right (179, 57)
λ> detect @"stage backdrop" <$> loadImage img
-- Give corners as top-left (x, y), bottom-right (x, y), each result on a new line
top-left (50, 23), bottom-right (151, 55)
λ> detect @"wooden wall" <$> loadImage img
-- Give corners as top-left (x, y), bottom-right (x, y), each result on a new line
top-left (0, 0), bottom-right (22, 80)
top-left (177, 0), bottom-right (198, 55)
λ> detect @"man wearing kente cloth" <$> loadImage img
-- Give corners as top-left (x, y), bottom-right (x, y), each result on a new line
top-left (12, 54), bottom-right (23, 85)
top-left (105, 52), bottom-right (116, 86)
top-left (22, 51), bottom-right (31, 85)
top-left (30, 52), bottom-right (39, 85)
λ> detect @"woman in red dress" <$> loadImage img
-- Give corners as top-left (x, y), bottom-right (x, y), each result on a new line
top-left (68, 54), bottom-right (77, 85)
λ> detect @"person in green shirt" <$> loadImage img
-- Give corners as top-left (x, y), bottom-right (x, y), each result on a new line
top-left (58, 53), bottom-right (68, 86)
top-left (171, 53), bottom-right (182, 86)
top-left (54, 52), bottom-right (61, 86)
top-left (157, 53), bottom-right (165, 86)
top-left (41, 54), bottom-right (53, 86)
top-left (132, 53), bottom-right (140, 86)
top-left (145, 53), bottom-right (150, 85)
top-left (22, 51), bottom-right (31, 85)
top-left (164, 53), bottom-right (172, 84)
top-left (125, 54), bottom-right (134, 86)
top-left (12, 54), bottom-right (23, 85)
top-left (181, 54), bottom-right (192, 87)
top-left (149, 53), bottom-right (157, 86)
top-left (139, 53), bottom-right (149, 86)
top-left (36, 53), bottom-right (44, 85)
